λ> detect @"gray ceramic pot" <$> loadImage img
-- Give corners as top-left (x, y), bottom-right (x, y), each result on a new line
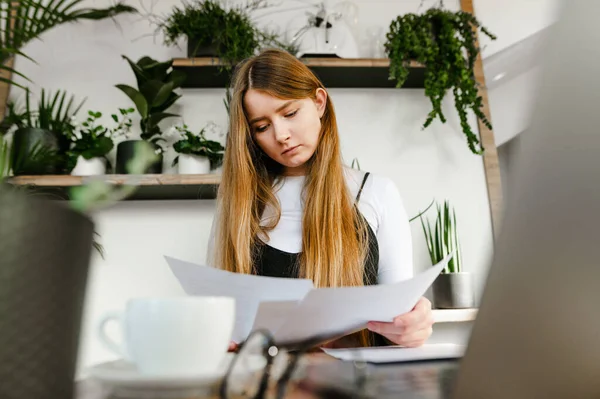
top-left (115, 140), bottom-right (163, 174)
top-left (187, 37), bottom-right (220, 57)
top-left (0, 188), bottom-right (94, 399)
top-left (432, 272), bottom-right (475, 309)
top-left (11, 127), bottom-right (60, 175)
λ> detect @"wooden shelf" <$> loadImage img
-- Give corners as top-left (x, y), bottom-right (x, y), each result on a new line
top-left (6, 174), bottom-right (221, 201)
top-left (432, 309), bottom-right (478, 323)
top-left (172, 57), bottom-right (426, 89)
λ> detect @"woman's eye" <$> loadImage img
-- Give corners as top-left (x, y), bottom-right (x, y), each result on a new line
top-left (255, 125), bottom-right (268, 133)
top-left (285, 110), bottom-right (298, 118)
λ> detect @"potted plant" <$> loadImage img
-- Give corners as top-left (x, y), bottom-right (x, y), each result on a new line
top-left (115, 55), bottom-right (186, 174)
top-left (420, 200), bottom-right (474, 309)
top-left (157, 0), bottom-right (290, 68)
top-left (66, 108), bottom-right (135, 176)
top-left (1, 89), bottom-right (85, 175)
top-left (171, 123), bottom-right (225, 174)
top-left (384, 8), bottom-right (497, 155)
top-left (0, 140), bottom-right (158, 399)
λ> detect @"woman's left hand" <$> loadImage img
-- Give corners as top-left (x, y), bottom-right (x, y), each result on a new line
top-left (366, 297), bottom-right (434, 347)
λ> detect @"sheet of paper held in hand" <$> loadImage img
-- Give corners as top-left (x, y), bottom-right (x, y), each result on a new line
top-left (164, 256), bottom-right (314, 342)
top-left (165, 254), bottom-right (452, 345)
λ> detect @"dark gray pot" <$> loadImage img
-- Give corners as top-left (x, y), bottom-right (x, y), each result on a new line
top-left (187, 37), bottom-right (219, 58)
top-left (11, 127), bottom-right (60, 175)
top-left (0, 188), bottom-right (94, 399)
top-left (115, 140), bottom-right (163, 174)
top-left (432, 272), bottom-right (475, 309)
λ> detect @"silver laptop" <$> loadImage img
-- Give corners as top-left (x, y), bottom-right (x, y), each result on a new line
top-left (303, 1), bottom-right (600, 397)
top-left (453, 0), bottom-right (600, 397)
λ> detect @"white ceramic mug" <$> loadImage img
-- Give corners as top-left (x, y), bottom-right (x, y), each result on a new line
top-left (97, 296), bottom-right (235, 376)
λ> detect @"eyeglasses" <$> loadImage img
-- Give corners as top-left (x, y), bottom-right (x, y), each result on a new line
top-left (218, 329), bottom-right (371, 399)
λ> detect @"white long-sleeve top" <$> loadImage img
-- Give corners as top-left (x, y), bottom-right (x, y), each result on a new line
top-left (206, 168), bottom-right (414, 284)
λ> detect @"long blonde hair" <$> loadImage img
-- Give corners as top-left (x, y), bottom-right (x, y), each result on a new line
top-left (214, 48), bottom-right (371, 290)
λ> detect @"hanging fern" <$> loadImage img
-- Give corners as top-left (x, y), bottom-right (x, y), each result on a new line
top-left (384, 8), bottom-right (496, 155)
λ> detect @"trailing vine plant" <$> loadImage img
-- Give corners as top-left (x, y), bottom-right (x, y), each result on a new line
top-left (384, 8), bottom-right (496, 154)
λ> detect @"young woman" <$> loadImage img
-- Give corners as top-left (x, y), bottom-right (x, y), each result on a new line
top-left (207, 48), bottom-right (433, 348)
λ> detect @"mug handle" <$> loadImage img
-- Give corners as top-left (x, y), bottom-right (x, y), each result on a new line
top-left (97, 311), bottom-right (129, 360)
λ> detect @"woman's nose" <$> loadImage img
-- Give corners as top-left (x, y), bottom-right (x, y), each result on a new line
top-left (273, 123), bottom-right (291, 143)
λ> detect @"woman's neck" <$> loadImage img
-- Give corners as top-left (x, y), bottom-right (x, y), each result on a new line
top-left (283, 165), bottom-right (307, 176)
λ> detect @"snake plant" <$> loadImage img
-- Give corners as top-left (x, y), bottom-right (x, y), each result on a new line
top-left (420, 200), bottom-right (462, 273)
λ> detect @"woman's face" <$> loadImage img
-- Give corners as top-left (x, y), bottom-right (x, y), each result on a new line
top-left (244, 88), bottom-right (327, 176)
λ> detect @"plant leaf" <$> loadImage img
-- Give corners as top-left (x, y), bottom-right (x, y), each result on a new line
top-left (115, 84), bottom-right (148, 118)
top-left (168, 69), bottom-right (187, 88)
top-left (453, 206), bottom-right (461, 272)
top-left (149, 112), bottom-right (178, 126)
top-left (409, 198), bottom-right (435, 222)
top-left (153, 92), bottom-right (181, 113)
top-left (151, 80), bottom-right (175, 108)
top-left (122, 55), bottom-right (150, 88)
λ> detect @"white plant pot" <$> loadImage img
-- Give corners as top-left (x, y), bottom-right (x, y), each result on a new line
top-left (71, 156), bottom-right (106, 176)
top-left (178, 154), bottom-right (210, 174)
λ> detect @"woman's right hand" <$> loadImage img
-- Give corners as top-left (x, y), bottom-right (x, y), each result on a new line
top-left (228, 341), bottom-right (239, 352)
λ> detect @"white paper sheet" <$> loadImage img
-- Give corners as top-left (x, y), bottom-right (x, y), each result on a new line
top-left (250, 300), bottom-right (300, 334)
top-left (272, 254), bottom-right (452, 345)
top-left (165, 254), bottom-right (451, 346)
top-left (322, 343), bottom-right (466, 363)
top-left (164, 256), bottom-right (314, 342)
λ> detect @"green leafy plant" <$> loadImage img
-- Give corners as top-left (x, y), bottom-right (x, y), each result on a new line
top-left (385, 8), bottom-right (496, 154)
top-left (420, 200), bottom-right (462, 273)
top-left (66, 107), bottom-right (136, 170)
top-left (157, 0), bottom-right (292, 69)
top-left (116, 56), bottom-right (186, 152)
top-left (66, 111), bottom-right (112, 169)
top-left (0, 0), bottom-right (137, 89)
top-left (4, 88), bottom-right (85, 134)
top-left (171, 124), bottom-right (225, 167)
top-left (108, 107), bottom-right (136, 141)
top-left (2, 88), bottom-right (85, 174)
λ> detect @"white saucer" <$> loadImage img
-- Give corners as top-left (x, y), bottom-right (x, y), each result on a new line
top-left (88, 353), bottom-right (265, 390)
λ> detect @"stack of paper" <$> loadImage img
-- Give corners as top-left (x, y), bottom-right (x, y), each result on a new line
top-left (165, 254), bottom-right (451, 346)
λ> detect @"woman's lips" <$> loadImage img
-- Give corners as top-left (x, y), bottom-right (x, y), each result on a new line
top-left (282, 145), bottom-right (301, 155)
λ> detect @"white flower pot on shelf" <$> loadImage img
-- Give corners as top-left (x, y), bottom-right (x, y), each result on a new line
top-left (178, 154), bottom-right (210, 174)
top-left (71, 156), bottom-right (106, 176)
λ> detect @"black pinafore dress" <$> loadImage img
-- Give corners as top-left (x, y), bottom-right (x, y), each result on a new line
top-left (252, 173), bottom-right (386, 346)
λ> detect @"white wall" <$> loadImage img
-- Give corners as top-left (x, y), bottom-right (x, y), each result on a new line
top-left (474, 0), bottom-right (560, 59)
top-left (475, 0), bottom-right (559, 146)
top-left (488, 67), bottom-right (540, 145)
top-left (11, 0), bottom-right (495, 375)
